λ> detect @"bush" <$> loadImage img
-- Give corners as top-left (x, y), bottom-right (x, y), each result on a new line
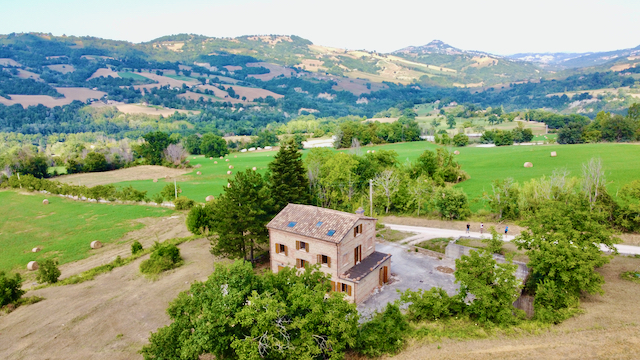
top-left (0, 271), bottom-right (25, 306)
top-left (161, 183), bottom-right (179, 201)
top-left (140, 242), bottom-right (182, 275)
top-left (186, 203), bottom-right (213, 235)
top-left (174, 196), bottom-right (195, 210)
top-left (131, 240), bottom-right (143, 255)
top-left (436, 187), bottom-right (471, 220)
top-left (453, 133), bottom-right (469, 147)
top-left (400, 287), bottom-right (463, 321)
top-left (36, 259), bottom-right (61, 284)
top-left (356, 303), bottom-right (410, 357)
top-left (483, 226), bottom-right (503, 254)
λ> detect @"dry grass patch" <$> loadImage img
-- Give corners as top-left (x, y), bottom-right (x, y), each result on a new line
top-left (115, 104), bottom-right (199, 116)
top-left (55, 165), bottom-right (189, 187)
top-left (87, 67), bottom-right (120, 80)
top-left (247, 62), bottom-right (295, 81)
top-left (47, 64), bottom-right (76, 74)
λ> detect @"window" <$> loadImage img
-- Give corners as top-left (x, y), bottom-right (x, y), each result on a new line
top-left (275, 243), bottom-right (288, 256)
top-left (287, 221), bottom-right (297, 227)
top-left (316, 221), bottom-right (323, 227)
top-left (327, 230), bottom-right (336, 236)
top-left (340, 283), bottom-right (352, 296)
top-left (354, 224), bottom-right (363, 237)
top-left (317, 254), bottom-right (331, 267)
top-left (296, 241), bottom-right (309, 252)
top-left (296, 258), bottom-right (307, 269)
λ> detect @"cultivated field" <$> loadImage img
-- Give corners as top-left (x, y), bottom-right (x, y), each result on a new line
top-left (55, 165), bottom-right (190, 187)
top-left (230, 85), bottom-right (284, 101)
top-left (0, 58), bottom-right (21, 66)
top-left (247, 62), bottom-right (296, 81)
top-left (55, 87), bottom-right (106, 101)
top-left (87, 67), bottom-right (120, 80)
top-left (332, 77), bottom-right (387, 95)
top-left (0, 191), bottom-right (173, 273)
top-left (114, 104), bottom-right (199, 116)
top-left (0, 88), bottom-right (105, 108)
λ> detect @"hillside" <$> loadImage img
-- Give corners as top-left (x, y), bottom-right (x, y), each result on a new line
top-left (509, 44), bottom-right (640, 71)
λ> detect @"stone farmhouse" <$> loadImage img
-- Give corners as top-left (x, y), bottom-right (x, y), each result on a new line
top-left (267, 204), bottom-right (391, 304)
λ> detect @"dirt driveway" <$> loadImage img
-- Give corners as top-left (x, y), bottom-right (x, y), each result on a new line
top-left (0, 239), bottom-right (222, 360)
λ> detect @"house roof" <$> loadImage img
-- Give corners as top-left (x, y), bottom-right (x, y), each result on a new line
top-left (266, 204), bottom-right (375, 243)
top-left (341, 251), bottom-right (391, 283)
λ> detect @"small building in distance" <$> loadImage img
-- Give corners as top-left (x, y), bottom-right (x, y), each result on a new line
top-left (267, 204), bottom-right (391, 304)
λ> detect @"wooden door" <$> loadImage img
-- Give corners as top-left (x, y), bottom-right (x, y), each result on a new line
top-left (354, 245), bottom-right (361, 264)
top-left (379, 266), bottom-right (388, 285)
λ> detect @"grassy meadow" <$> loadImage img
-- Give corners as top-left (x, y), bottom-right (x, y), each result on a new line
top-left (111, 142), bottom-right (640, 212)
top-left (0, 191), bottom-right (174, 272)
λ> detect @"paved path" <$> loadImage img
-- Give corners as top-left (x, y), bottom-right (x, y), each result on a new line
top-left (383, 223), bottom-right (640, 256)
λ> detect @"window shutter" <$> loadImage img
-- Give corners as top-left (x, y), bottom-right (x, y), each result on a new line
top-left (275, 244), bottom-right (280, 254)
top-left (347, 285), bottom-right (352, 296)
top-left (296, 259), bottom-right (301, 268)
top-left (284, 246), bottom-right (288, 256)
top-left (354, 227), bottom-right (357, 236)
top-left (330, 281), bottom-right (335, 292)
top-left (359, 224), bottom-right (363, 233)
top-left (317, 254), bottom-right (321, 264)
top-left (296, 241), bottom-right (300, 250)
top-left (327, 256), bottom-right (331, 268)
top-left (305, 243), bottom-right (309, 253)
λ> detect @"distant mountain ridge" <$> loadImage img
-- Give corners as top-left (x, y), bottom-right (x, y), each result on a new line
top-left (507, 45), bottom-right (640, 69)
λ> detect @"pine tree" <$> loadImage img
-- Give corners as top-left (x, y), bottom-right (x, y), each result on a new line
top-left (268, 138), bottom-right (312, 212)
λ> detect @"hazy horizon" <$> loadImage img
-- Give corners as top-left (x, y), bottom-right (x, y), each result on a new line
top-left (2, 0), bottom-right (640, 55)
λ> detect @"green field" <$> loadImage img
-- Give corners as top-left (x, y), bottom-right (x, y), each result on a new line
top-left (165, 74), bottom-right (198, 82)
top-left (0, 191), bottom-right (174, 272)
top-left (118, 71), bottom-right (153, 81)
top-left (112, 142), bottom-right (640, 212)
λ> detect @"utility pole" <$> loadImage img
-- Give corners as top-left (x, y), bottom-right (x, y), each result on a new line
top-left (174, 179), bottom-right (177, 199)
top-left (369, 179), bottom-right (373, 217)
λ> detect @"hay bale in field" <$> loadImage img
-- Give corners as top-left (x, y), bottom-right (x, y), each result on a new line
top-left (372, 150), bottom-right (375, 153)
top-left (42, 199), bottom-right (49, 205)
top-left (227, 183), bottom-right (231, 188)
top-left (153, 179), bottom-right (158, 183)
top-left (90, 241), bottom-right (102, 249)
top-left (193, 157), bottom-right (196, 159)
top-left (252, 167), bottom-right (257, 171)
top-left (550, 151), bottom-right (557, 157)
top-left (220, 156), bottom-right (223, 159)
top-left (27, 261), bottom-right (38, 271)
top-left (367, 150), bottom-right (370, 154)
top-left (206, 195), bottom-right (215, 202)
top-left (234, 155), bottom-right (237, 158)
top-left (197, 171), bottom-right (202, 175)
top-left (32, 247), bottom-right (41, 253)
top-left (524, 162), bottom-right (533, 168)
top-left (229, 165), bottom-right (234, 169)
top-left (454, 150), bottom-right (460, 155)
top-left (225, 159), bottom-right (229, 162)
top-left (214, 161), bottom-right (218, 164)
top-left (227, 170), bottom-right (232, 175)
top-left (210, 157), bottom-right (213, 160)
top-left (165, 175), bottom-right (169, 179)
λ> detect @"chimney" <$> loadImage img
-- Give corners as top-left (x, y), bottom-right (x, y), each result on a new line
top-left (355, 207), bottom-right (365, 215)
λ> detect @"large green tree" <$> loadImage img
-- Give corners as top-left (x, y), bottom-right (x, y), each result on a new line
top-left (138, 131), bottom-right (174, 165)
top-left (268, 138), bottom-right (311, 212)
top-left (200, 133), bottom-right (228, 158)
top-left (141, 261), bottom-right (359, 360)
top-left (209, 169), bottom-right (272, 261)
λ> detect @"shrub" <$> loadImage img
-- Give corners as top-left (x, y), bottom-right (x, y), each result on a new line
top-left (356, 303), bottom-right (410, 357)
top-left (151, 193), bottom-right (164, 204)
top-left (436, 187), bottom-right (471, 220)
top-left (400, 287), bottom-right (463, 321)
top-left (131, 240), bottom-right (144, 255)
top-left (140, 242), bottom-right (182, 275)
top-left (0, 271), bottom-right (24, 306)
top-left (453, 133), bottom-right (469, 147)
top-left (483, 226), bottom-right (503, 254)
top-left (174, 196), bottom-right (195, 210)
top-left (36, 259), bottom-right (61, 284)
top-left (161, 183), bottom-right (180, 201)
top-left (186, 203), bottom-right (213, 235)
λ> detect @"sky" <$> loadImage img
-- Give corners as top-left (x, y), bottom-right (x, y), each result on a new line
top-left (2, 0), bottom-right (639, 55)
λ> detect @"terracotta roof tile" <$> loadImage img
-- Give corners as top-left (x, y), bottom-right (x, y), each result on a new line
top-left (266, 204), bottom-right (375, 243)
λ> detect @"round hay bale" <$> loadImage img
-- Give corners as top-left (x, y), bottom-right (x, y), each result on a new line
top-left (234, 155), bottom-right (237, 158)
top-left (524, 162), bottom-right (533, 168)
top-left (197, 171), bottom-right (202, 175)
top-left (90, 241), bottom-right (102, 249)
top-left (27, 261), bottom-right (38, 271)
top-left (32, 247), bottom-right (41, 253)
top-left (165, 175), bottom-right (169, 179)
top-left (42, 199), bottom-right (49, 205)
top-left (205, 195), bottom-right (215, 202)
top-left (220, 156), bottom-right (223, 159)
top-left (225, 159), bottom-right (229, 162)
top-left (193, 157), bottom-right (196, 159)
top-left (210, 157), bottom-right (213, 160)
top-left (372, 150), bottom-right (375, 153)
top-left (229, 165), bottom-right (234, 169)
top-left (227, 183), bottom-right (231, 188)
top-left (550, 151), bottom-right (557, 157)
top-left (252, 167), bottom-right (257, 171)
top-left (453, 150), bottom-right (460, 155)
top-left (367, 150), bottom-right (370, 153)
top-left (227, 170), bottom-right (232, 175)
top-left (153, 179), bottom-right (158, 183)
top-left (214, 161), bottom-right (218, 164)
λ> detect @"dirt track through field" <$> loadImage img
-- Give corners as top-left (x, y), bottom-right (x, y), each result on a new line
top-left (0, 238), bottom-right (220, 360)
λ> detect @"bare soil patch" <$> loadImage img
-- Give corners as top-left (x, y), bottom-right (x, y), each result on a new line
top-left (54, 165), bottom-right (189, 187)
top-left (115, 104), bottom-right (199, 116)
top-left (87, 68), bottom-right (120, 80)
top-left (16, 69), bottom-right (42, 81)
top-left (55, 87), bottom-right (106, 101)
top-left (0, 58), bottom-right (21, 67)
top-left (384, 255), bottom-right (640, 360)
top-left (47, 64), bottom-right (76, 74)
top-left (436, 266), bottom-right (454, 274)
top-left (247, 62), bottom-right (295, 81)
top-left (224, 65), bottom-right (242, 72)
top-left (133, 71), bottom-right (198, 91)
top-left (332, 78), bottom-right (386, 95)
top-left (0, 238), bottom-right (220, 360)
top-left (231, 85), bottom-right (283, 101)
top-left (0, 95), bottom-right (71, 108)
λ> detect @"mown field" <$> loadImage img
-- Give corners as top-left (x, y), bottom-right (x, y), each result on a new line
top-left (111, 142), bottom-right (640, 212)
top-left (0, 191), bottom-right (173, 272)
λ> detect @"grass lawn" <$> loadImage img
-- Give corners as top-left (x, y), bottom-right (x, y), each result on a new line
top-left (108, 141), bottom-right (640, 212)
top-left (118, 71), bottom-right (153, 81)
top-left (0, 191), bottom-right (173, 272)
top-left (415, 237), bottom-right (452, 253)
top-left (165, 74), bottom-right (198, 82)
